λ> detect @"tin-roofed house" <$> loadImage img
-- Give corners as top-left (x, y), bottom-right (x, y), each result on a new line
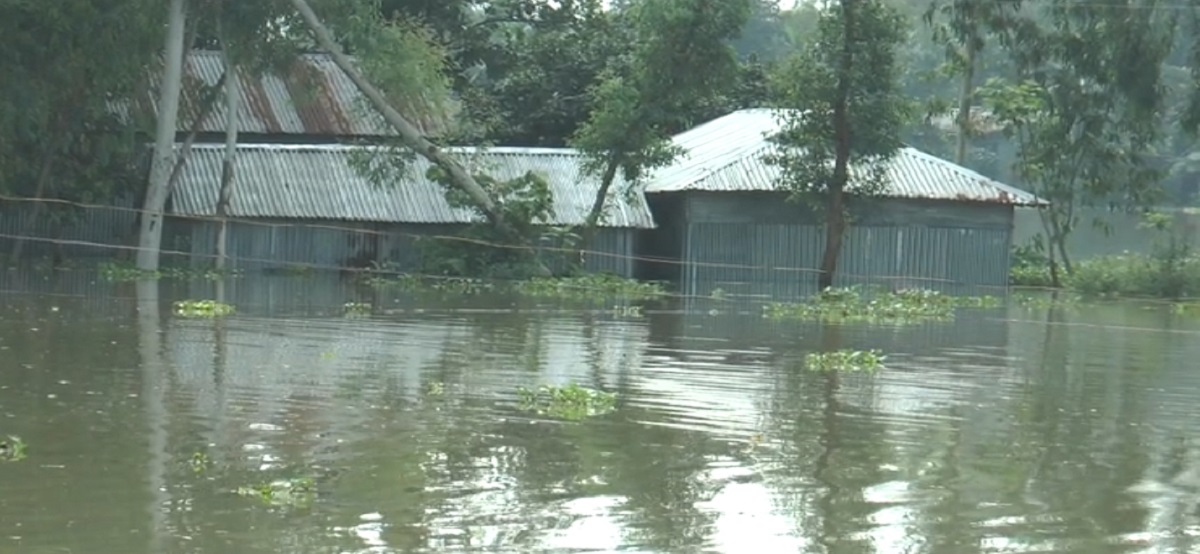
top-left (166, 144), bottom-right (654, 276)
top-left (638, 109), bottom-right (1044, 298)
top-left (125, 49), bottom-right (453, 140)
top-left (132, 50), bottom-right (652, 276)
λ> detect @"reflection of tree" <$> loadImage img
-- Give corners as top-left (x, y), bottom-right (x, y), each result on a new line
top-left (137, 280), bottom-right (171, 553)
top-left (761, 323), bottom-right (900, 552)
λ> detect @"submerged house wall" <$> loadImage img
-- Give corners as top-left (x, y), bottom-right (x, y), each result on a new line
top-left (638, 109), bottom-right (1043, 299)
top-left (168, 144), bottom-right (655, 277)
top-left (648, 192), bottom-right (1015, 298)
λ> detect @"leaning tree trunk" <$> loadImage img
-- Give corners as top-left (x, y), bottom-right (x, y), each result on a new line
top-left (577, 155), bottom-right (621, 270)
top-left (215, 33), bottom-right (239, 272)
top-left (288, 0), bottom-right (550, 276)
top-left (136, 0), bottom-right (188, 272)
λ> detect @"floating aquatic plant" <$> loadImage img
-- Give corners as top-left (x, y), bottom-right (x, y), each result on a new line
top-left (764, 286), bottom-right (999, 325)
top-left (173, 300), bottom-right (235, 317)
top-left (235, 476), bottom-right (316, 506)
top-left (99, 262), bottom-right (239, 282)
top-left (805, 349), bottom-right (886, 372)
top-left (0, 435), bottom-right (26, 462)
top-left (362, 269), bottom-right (666, 303)
top-left (343, 301), bottom-right (372, 317)
top-left (514, 274), bottom-right (666, 303)
top-left (516, 383), bottom-right (617, 421)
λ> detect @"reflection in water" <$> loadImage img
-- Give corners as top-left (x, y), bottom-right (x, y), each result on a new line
top-left (2, 274), bottom-right (1200, 552)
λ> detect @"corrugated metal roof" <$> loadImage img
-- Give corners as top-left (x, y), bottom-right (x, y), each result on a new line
top-left (118, 50), bottom-right (452, 137)
top-left (644, 109), bottom-right (1044, 206)
top-left (170, 144), bottom-right (656, 228)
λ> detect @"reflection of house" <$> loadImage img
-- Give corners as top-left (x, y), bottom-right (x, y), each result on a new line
top-left (164, 144), bottom-right (654, 275)
top-left (637, 109), bottom-right (1044, 298)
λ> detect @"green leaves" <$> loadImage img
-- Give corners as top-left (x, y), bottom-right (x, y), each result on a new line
top-left (572, 0), bottom-right (753, 185)
top-left (765, 0), bottom-right (909, 203)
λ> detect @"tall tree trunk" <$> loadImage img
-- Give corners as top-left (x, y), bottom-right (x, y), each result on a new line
top-left (288, 0), bottom-right (550, 276)
top-left (136, 0), bottom-right (188, 272)
top-left (129, 71), bottom-right (226, 250)
top-left (215, 35), bottom-right (239, 272)
top-left (954, 40), bottom-right (977, 166)
top-left (10, 152), bottom-right (56, 260)
top-left (819, 0), bottom-right (856, 291)
top-left (577, 156), bottom-right (621, 270)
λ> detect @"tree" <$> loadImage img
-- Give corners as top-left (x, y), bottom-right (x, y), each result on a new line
top-left (571, 0), bottom-right (753, 252)
top-left (136, 0), bottom-right (189, 272)
top-left (0, 0), bottom-right (160, 261)
top-left (764, 0), bottom-right (909, 290)
top-left (289, 0), bottom-right (554, 275)
top-left (979, 0), bottom-right (1176, 285)
top-left (924, 0), bottom-right (1023, 165)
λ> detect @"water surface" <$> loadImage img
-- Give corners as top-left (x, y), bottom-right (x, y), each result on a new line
top-left (2, 272), bottom-right (1200, 553)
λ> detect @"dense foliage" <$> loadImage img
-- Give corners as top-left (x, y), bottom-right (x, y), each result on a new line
top-left (5, 0), bottom-right (1200, 292)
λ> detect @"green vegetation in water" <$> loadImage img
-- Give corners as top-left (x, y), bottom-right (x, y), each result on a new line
top-left (1013, 292), bottom-right (1081, 309)
top-left (1011, 214), bottom-right (1200, 299)
top-left (99, 262), bottom-right (240, 282)
top-left (235, 476), bottom-right (317, 506)
top-left (1172, 302), bottom-right (1200, 316)
top-left (611, 304), bottom-right (644, 318)
top-left (805, 349), bottom-right (886, 373)
top-left (189, 452), bottom-right (212, 473)
top-left (1064, 252), bottom-right (1200, 299)
top-left (173, 300), bottom-right (235, 317)
top-left (0, 435), bottom-right (26, 462)
top-left (424, 381), bottom-right (445, 397)
top-left (764, 286), bottom-right (1000, 324)
top-left (343, 301), bottom-right (372, 317)
top-left (516, 383), bottom-right (617, 421)
top-left (513, 274), bottom-right (666, 302)
top-left (364, 270), bottom-right (666, 303)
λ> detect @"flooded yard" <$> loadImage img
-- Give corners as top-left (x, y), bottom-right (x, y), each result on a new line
top-left (2, 272), bottom-right (1200, 553)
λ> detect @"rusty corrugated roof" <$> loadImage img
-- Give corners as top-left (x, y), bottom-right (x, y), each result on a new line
top-left (170, 143), bottom-right (655, 228)
top-left (644, 109), bottom-right (1044, 206)
top-left (123, 50), bottom-right (453, 137)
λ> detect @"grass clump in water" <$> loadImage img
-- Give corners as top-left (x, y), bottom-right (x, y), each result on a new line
top-left (343, 301), bottom-right (372, 317)
top-left (99, 262), bottom-right (239, 282)
top-left (516, 383), bottom-right (617, 421)
top-left (764, 286), bottom-right (999, 324)
top-left (513, 274), bottom-right (666, 303)
top-left (363, 268), bottom-right (666, 303)
top-left (805, 349), bottom-right (886, 372)
top-left (362, 272), bottom-right (498, 295)
top-left (235, 476), bottom-right (317, 506)
top-left (1, 436), bottom-right (26, 462)
top-left (173, 300), bottom-right (235, 317)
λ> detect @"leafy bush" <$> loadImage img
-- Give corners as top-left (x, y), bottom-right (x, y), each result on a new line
top-left (1066, 252), bottom-right (1200, 298)
top-left (1009, 241), bottom-right (1053, 287)
top-left (1065, 212), bottom-right (1200, 299)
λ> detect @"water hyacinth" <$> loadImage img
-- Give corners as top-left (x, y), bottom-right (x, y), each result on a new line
top-left (764, 285), bottom-right (1000, 324)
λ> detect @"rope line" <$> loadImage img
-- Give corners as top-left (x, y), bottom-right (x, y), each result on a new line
top-left (0, 194), bottom-right (1193, 308)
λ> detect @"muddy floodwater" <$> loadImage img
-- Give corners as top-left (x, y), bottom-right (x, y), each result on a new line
top-left (2, 272), bottom-right (1200, 553)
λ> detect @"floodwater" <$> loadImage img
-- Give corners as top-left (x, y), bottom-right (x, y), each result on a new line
top-left (3, 272), bottom-right (1200, 554)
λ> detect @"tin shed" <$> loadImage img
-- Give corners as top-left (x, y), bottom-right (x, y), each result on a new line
top-left (166, 143), bottom-right (655, 276)
top-left (639, 109), bottom-right (1044, 298)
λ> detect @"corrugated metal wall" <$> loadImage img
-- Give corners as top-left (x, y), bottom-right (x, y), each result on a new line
top-left (177, 219), bottom-right (640, 277)
top-left (682, 222), bottom-right (1012, 299)
top-left (0, 199), bottom-right (137, 258)
top-left (177, 219), bottom-right (377, 272)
